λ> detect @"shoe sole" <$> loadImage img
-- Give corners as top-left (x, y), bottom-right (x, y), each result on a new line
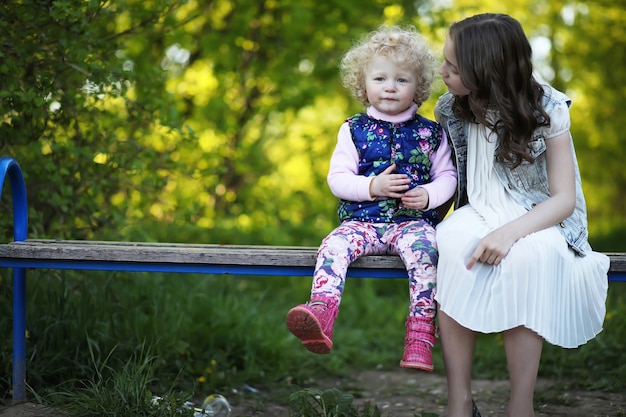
top-left (286, 306), bottom-right (332, 354)
top-left (399, 360), bottom-right (434, 372)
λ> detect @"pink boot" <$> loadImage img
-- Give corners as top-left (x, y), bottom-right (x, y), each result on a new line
top-left (399, 316), bottom-right (436, 371)
top-left (286, 297), bottom-right (339, 354)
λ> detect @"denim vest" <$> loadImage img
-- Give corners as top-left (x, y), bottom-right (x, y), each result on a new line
top-left (434, 86), bottom-right (590, 255)
top-left (337, 112), bottom-right (444, 226)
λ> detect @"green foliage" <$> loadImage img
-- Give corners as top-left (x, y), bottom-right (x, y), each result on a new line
top-left (48, 342), bottom-right (196, 417)
top-left (288, 388), bottom-right (382, 417)
top-left (0, 0), bottom-right (427, 245)
top-left (2, 0), bottom-right (624, 245)
top-left (0, 0), bottom-right (193, 240)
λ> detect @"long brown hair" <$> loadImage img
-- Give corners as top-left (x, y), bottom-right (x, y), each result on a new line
top-left (450, 13), bottom-right (550, 167)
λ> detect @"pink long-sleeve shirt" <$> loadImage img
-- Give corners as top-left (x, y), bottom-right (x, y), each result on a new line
top-left (327, 103), bottom-right (457, 211)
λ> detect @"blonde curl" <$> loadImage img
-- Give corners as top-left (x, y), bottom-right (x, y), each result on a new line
top-left (340, 25), bottom-right (437, 107)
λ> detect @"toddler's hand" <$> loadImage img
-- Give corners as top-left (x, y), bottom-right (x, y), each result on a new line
top-left (401, 187), bottom-right (429, 210)
top-left (369, 164), bottom-right (410, 198)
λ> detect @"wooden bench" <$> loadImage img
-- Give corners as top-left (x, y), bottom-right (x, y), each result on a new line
top-left (1, 157), bottom-right (625, 403)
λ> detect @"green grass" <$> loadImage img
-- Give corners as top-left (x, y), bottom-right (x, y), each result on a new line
top-left (1, 267), bottom-right (624, 416)
top-left (46, 341), bottom-right (197, 416)
top-left (287, 388), bottom-right (384, 417)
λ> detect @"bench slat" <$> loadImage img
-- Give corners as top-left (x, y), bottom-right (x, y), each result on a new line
top-left (1, 239), bottom-right (625, 273)
top-left (606, 252), bottom-right (626, 272)
top-left (0, 240), bottom-right (404, 269)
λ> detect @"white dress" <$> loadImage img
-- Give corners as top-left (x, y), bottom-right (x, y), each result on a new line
top-left (434, 105), bottom-right (609, 348)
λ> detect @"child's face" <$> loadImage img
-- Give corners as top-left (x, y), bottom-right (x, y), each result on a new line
top-left (439, 36), bottom-right (470, 96)
top-left (364, 55), bottom-right (417, 115)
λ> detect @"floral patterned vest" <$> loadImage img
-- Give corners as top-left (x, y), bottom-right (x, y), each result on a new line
top-left (337, 112), bottom-right (444, 226)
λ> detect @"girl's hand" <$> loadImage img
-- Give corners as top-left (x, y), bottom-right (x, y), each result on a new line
top-left (401, 187), bottom-right (429, 210)
top-left (466, 226), bottom-right (517, 269)
top-left (369, 164), bottom-right (410, 198)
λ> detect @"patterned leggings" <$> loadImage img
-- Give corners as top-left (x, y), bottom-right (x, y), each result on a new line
top-left (310, 220), bottom-right (438, 318)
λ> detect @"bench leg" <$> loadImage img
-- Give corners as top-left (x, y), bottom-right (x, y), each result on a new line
top-left (0, 157), bottom-right (29, 402)
top-left (12, 267), bottom-right (26, 403)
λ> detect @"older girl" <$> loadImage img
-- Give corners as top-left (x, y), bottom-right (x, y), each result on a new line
top-left (435, 13), bottom-right (609, 417)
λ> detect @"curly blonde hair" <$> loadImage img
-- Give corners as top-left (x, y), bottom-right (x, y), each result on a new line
top-left (340, 25), bottom-right (437, 108)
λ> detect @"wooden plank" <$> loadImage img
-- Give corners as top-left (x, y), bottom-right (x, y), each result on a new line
top-left (607, 252), bottom-right (626, 273)
top-left (0, 239), bottom-right (624, 272)
top-left (0, 240), bottom-right (405, 269)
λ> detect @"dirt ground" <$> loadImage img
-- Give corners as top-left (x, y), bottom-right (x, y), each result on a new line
top-left (1, 368), bottom-right (625, 416)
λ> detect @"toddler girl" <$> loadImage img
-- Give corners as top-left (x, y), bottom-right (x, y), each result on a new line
top-left (286, 25), bottom-right (457, 371)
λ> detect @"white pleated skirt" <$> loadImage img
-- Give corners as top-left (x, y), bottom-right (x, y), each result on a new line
top-left (435, 205), bottom-right (609, 348)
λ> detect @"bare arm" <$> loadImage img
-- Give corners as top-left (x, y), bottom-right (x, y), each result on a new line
top-left (466, 131), bottom-right (576, 269)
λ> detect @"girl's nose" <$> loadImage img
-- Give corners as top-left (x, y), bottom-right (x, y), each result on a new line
top-left (384, 81), bottom-right (396, 91)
